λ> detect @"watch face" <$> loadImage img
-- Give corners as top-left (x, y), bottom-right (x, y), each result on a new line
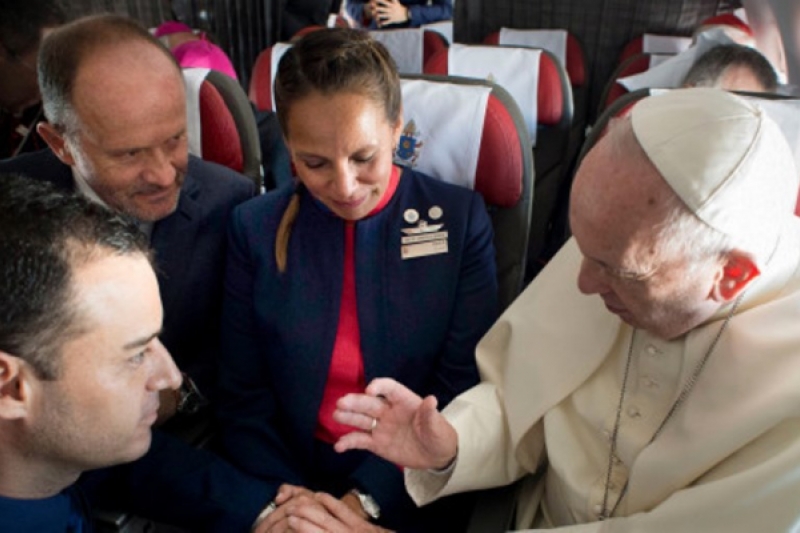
top-left (357, 491), bottom-right (381, 520)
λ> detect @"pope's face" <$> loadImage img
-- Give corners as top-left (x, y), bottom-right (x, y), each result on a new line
top-left (569, 136), bottom-right (724, 340)
top-left (23, 253), bottom-right (182, 471)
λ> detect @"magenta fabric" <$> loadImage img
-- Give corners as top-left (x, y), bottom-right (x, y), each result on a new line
top-left (173, 38), bottom-right (238, 80)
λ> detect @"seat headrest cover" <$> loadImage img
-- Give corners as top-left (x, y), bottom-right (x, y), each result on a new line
top-left (370, 29), bottom-right (424, 75)
top-left (632, 88), bottom-right (797, 242)
top-left (397, 78), bottom-right (489, 190)
top-left (448, 44), bottom-right (541, 146)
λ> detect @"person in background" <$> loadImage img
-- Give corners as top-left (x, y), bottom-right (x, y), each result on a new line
top-left (217, 28), bottom-right (497, 532)
top-left (280, 0), bottom-right (343, 40)
top-left (742, 0), bottom-right (800, 88)
top-left (682, 43), bottom-right (778, 92)
top-left (333, 88), bottom-right (800, 532)
top-left (0, 14), bottom-right (256, 424)
top-left (347, 0), bottom-right (452, 29)
top-left (0, 0), bottom-right (65, 159)
top-left (154, 20), bottom-right (238, 80)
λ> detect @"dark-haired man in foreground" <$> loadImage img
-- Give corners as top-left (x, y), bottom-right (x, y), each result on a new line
top-left (0, 174), bottom-right (180, 530)
top-left (0, 174), bottom-right (278, 532)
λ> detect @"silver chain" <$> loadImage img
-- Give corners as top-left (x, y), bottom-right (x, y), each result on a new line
top-left (599, 292), bottom-right (745, 520)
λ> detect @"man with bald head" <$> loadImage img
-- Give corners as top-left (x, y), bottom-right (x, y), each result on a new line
top-left (322, 89), bottom-right (800, 532)
top-left (0, 14), bottom-right (255, 421)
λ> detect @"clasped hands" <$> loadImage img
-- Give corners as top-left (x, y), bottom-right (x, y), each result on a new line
top-left (253, 378), bottom-right (457, 533)
top-left (253, 485), bottom-right (388, 533)
top-left (364, 0), bottom-right (410, 27)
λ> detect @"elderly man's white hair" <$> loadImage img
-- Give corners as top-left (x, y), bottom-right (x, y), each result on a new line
top-left (631, 87), bottom-right (798, 265)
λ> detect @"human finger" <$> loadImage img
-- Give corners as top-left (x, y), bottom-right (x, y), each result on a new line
top-left (364, 378), bottom-right (412, 402)
top-left (332, 428), bottom-right (375, 453)
top-left (285, 516), bottom-right (326, 533)
top-left (332, 402), bottom-right (380, 431)
top-left (275, 484), bottom-right (314, 505)
top-left (283, 496), bottom-right (344, 532)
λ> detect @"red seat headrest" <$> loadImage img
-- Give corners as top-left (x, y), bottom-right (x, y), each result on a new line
top-left (249, 47), bottom-right (274, 111)
top-left (199, 80), bottom-right (243, 173)
top-left (475, 93), bottom-right (523, 207)
top-left (603, 54), bottom-right (651, 111)
top-left (423, 30), bottom-right (448, 66)
top-left (618, 36), bottom-right (644, 66)
top-left (699, 13), bottom-right (752, 36)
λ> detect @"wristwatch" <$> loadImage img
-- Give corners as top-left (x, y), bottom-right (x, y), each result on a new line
top-left (350, 488), bottom-right (381, 520)
top-left (176, 373), bottom-right (208, 415)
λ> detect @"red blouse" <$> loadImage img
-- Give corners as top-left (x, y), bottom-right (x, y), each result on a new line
top-left (314, 166), bottom-right (401, 443)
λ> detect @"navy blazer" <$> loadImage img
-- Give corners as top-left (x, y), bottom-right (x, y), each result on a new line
top-left (347, 0), bottom-right (452, 28)
top-left (78, 431), bottom-right (272, 532)
top-left (217, 167), bottom-right (498, 527)
top-left (0, 149), bottom-right (255, 398)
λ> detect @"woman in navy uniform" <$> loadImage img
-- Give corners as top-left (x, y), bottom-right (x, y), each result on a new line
top-left (217, 28), bottom-right (497, 532)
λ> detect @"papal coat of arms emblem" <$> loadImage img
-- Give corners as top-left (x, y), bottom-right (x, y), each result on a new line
top-left (394, 119), bottom-right (424, 167)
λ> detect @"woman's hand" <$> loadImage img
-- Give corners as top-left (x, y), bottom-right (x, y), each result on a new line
top-left (254, 484), bottom-right (318, 533)
top-left (333, 378), bottom-right (458, 470)
top-left (287, 493), bottom-right (392, 533)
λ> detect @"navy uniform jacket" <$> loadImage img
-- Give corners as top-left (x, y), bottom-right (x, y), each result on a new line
top-left (0, 149), bottom-right (255, 399)
top-left (347, 0), bottom-right (452, 28)
top-left (217, 167), bottom-right (498, 528)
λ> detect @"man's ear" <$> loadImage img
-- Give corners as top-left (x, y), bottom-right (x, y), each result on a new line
top-left (713, 251), bottom-right (760, 302)
top-left (0, 352), bottom-right (29, 420)
top-left (36, 122), bottom-right (76, 166)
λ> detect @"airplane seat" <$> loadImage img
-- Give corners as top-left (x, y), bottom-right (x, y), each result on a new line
top-left (596, 53), bottom-right (654, 117)
top-left (292, 24), bottom-right (326, 40)
top-left (397, 74), bottom-right (534, 311)
top-left (697, 13), bottom-right (753, 38)
top-left (249, 29), bottom-right (448, 111)
top-left (249, 41), bottom-right (295, 113)
top-left (580, 88), bottom-right (654, 168)
top-left (617, 33), bottom-right (691, 67)
top-left (483, 29), bottom-right (589, 253)
top-left (423, 29), bottom-right (449, 65)
top-left (184, 69), bottom-right (263, 189)
top-left (424, 45), bottom-right (573, 281)
top-left (483, 30), bottom-right (586, 85)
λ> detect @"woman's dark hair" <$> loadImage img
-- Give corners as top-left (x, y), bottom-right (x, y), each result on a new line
top-left (273, 28), bottom-right (402, 272)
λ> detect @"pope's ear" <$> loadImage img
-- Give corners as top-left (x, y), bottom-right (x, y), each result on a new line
top-left (36, 122), bottom-right (76, 166)
top-left (0, 351), bottom-right (28, 420)
top-left (713, 251), bottom-right (760, 302)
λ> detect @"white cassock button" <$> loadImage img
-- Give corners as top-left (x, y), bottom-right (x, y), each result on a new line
top-left (646, 344), bottom-right (660, 356)
top-left (627, 406), bottom-right (641, 418)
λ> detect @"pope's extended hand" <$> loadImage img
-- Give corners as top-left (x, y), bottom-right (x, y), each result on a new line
top-left (333, 378), bottom-right (458, 470)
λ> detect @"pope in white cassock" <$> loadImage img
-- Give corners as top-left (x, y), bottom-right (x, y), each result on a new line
top-left (325, 88), bottom-right (800, 533)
